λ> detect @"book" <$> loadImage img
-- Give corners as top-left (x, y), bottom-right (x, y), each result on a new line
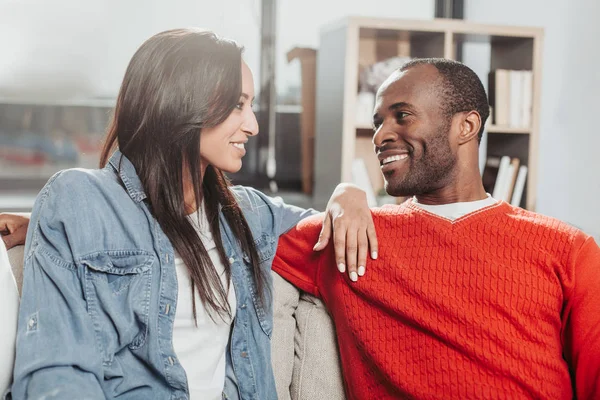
top-left (488, 70), bottom-right (510, 126)
top-left (521, 71), bottom-right (533, 128)
top-left (505, 158), bottom-right (521, 202)
top-left (488, 69), bottom-right (533, 128)
top-left (482, 156), bottom-right (501, 194)
top-left (492, 156), bottom-right (512, 200)
top-left (509, 70), bottom-right (523, 127)
top-left (511, 165), bottom-right (528, 207)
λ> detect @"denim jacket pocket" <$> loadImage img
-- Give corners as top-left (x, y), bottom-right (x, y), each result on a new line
top-left (80, 250), bottom-right (154, 365)
top-left (242, 234), bottom-right (275, 338)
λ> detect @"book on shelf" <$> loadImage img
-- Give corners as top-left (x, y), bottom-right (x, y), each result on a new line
top-left (520, 72), bottom-right (533, 128)
top-left (509, 70), bottom-right (523, 128)
top-left (488, 69), bottom-right (533, 129)
top-left (510, 165), bottom-right (528, 207)
top-left (491, 156), bottom-right (512, 200)
top-left (482, 155), bottom-right (527, 206)
top-left (504, 158), bottom-right (521, 202)
top-left (482, 155), bottom-right (501, 194)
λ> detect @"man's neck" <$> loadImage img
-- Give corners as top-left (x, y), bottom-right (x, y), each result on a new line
top-left (414, 175), bottom-right (487, 206)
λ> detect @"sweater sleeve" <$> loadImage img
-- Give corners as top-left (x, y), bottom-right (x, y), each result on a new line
top-left (562, 235), bottom-right (600, 400)
top-left (272, 214), bottom-right (326, 298)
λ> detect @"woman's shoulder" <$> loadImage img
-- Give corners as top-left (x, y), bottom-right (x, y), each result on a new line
top-left (29, 167), bottom-right (152, 261)
top-left (44, 167), bottom-right (116, 195)
top-left (38, 165), bottom-right (132, 210)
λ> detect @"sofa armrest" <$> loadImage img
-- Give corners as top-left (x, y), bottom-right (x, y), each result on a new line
top-left (272, 271), bottom-right (345, 400)
top-left (291, 293), bottom-right (345, 400)
top-left (7, 245), bottom-right (25, 296)
top-left (272, 272), bottom-right (301, 400)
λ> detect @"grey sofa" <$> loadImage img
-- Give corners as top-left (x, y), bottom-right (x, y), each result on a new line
top-left (7, 245), bottom-right (346, 399)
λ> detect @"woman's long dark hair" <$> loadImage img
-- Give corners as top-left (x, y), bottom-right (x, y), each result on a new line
top-left (99, 29), bottom-right (264, 321)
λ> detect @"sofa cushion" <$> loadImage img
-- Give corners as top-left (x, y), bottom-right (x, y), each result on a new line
top-left (272, 272), bottom-right (300, 400)
top-left (291, 292), bottom-right (345, 400)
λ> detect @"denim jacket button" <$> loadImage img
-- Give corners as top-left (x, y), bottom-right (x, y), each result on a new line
top-left (228, 257), bottom-right (235, 264)
top-left (240, 351), bottom-right (248, 358)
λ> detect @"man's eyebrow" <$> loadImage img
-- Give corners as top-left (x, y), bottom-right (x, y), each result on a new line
top-left (373, 101), bottom-right (415, 121)
top-left (389, 102), bottom-right (414, 111)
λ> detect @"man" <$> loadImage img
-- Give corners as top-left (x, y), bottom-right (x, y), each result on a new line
top-left (273, 58), bottom-right (600, 399)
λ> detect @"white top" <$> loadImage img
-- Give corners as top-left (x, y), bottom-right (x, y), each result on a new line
top-left (173, 208), bottom-right (236, 400)
top-left (412, 194), bottom-right (498, 221)
top-left (0, 239), bottom-right (19, 397)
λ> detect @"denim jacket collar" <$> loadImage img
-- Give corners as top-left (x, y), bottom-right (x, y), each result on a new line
top-left (107, 150), bottom-right (147, 203)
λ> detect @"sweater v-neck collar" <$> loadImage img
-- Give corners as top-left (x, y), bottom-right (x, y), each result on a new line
top-left (401, 199), bottom-right (510, 228)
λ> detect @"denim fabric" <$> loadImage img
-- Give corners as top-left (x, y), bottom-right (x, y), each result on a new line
top-left (10, 151), bottom-right (316, 400)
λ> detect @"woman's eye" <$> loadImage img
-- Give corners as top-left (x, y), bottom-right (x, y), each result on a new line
top-left (235, 101), bottom-right (245, 110)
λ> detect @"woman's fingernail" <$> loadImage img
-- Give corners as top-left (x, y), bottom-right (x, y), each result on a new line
top-left (371, 251), bottom-right (378, 259)
top-left (313, 242), bottom-right (320, 251)
top-left (350, 271), bottom-right (358, 282)
top-left (338, 263), bottom-right (346, 273)
top-left (358, 266), bottom-right (365, 276)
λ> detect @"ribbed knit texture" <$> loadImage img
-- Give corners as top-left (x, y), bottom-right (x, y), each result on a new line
top-left (273, 201), bottom-right (600, 400)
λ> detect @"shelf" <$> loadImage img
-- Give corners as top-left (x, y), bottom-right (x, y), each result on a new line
top-left (487, 125), bottom-right (531, 134)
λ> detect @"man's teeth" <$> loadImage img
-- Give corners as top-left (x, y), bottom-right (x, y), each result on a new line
top-left (232, 143), bottom-right (245, 150)
top-left (382, 154), bottom-right (408, 165)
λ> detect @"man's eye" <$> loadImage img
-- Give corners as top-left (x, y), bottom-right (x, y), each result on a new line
top-left (396, 111), bottom-right (409, 120)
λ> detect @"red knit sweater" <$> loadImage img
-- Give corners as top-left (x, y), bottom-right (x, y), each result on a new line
top-left (273, 201), bottom-right (600, 399)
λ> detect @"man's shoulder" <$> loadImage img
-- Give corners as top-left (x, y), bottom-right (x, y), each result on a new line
top-left (370, 203), bottom-right (414, 225)
top-left (289, 213), bottom-right (324, 235)
top-left (504, 205), bottom-right (586, 241)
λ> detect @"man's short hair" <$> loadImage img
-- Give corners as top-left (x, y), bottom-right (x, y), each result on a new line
top-left (400, 58), bottom-right (490, 142)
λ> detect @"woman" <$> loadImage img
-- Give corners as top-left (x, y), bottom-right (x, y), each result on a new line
top-left (10, 29), bottom-right (375, 399)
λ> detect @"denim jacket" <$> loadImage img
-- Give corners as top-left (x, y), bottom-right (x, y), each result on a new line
top-left (10, 151), bottom-right (316, 400)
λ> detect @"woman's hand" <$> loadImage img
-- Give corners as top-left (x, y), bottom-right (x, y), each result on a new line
top-left (314, 184), bottom-right (378, 282)
top-left (0, 213), bottom-right (30, 250)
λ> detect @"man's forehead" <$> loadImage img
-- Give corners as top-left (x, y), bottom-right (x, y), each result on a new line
top-left (378, 69), bottom-right (405, 94)
top-left (376, 65), bottom-right (439, 106)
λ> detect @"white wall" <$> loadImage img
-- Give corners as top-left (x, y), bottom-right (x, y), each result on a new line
top-left (0, 0), bottom-right (261, 100)
top-left (0, 0), bottom-right (434, 101)
top-left (465, 0), bottom-right (600, 240)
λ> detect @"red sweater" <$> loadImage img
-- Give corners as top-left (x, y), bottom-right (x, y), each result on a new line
top-left (273, 201), bottom-right (600, 400)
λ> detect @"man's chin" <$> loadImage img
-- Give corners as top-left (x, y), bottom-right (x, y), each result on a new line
top-left (383, 184), bottom-right (416, 198)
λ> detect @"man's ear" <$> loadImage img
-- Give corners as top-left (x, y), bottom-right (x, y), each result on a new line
top-left (457, 111), bottom-right (482, 145)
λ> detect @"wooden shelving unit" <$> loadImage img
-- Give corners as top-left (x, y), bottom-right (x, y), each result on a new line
top-left (313, 17), bottom-right (543, 210)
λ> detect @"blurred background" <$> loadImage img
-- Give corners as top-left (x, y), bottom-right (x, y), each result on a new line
top-left (0, 0), bottom-right (599, 241)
